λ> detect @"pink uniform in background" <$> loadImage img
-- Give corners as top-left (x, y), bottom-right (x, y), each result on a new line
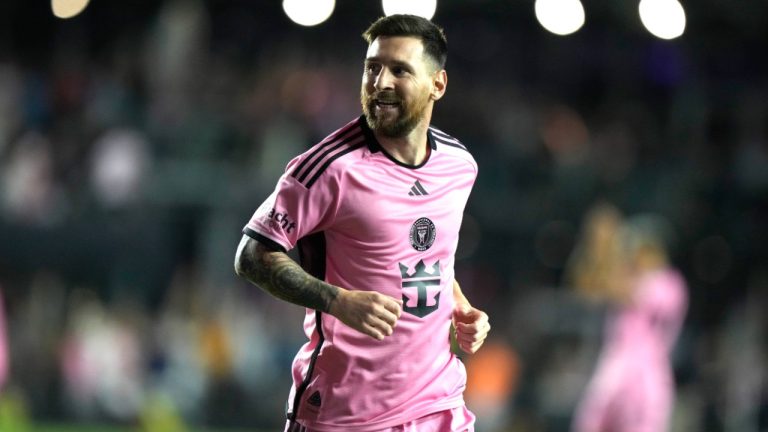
top-left (572, 268), bottom-right (688, 432)
top-left (244, 116), bottom-right (477, 431)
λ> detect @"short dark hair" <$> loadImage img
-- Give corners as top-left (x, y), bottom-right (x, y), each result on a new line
top-left (362, 14), bottom-right (448, 69)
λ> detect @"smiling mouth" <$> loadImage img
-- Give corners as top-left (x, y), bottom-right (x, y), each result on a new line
top-left (372, 91), bottom-right (400, 105)
top-left (375, 100), bottom-right (400, 109)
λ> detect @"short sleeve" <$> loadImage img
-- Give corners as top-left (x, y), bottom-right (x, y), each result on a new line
top-left (243, 157), bottom-right (340, 252)
top-left (637, 269), bottom-right (688, 349)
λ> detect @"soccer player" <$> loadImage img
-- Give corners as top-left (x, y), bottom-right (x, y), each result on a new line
top-left (234, 14), bottom-right (490, 432)
top-left (567, 207), bottom-right (688, 432)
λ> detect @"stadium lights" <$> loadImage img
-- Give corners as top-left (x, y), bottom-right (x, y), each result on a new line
top-left (638, 0), bottom-right (686, 40)
top-left (381, 0), bottom-right (437, 20)
top-left (51, 0), bottom-right (90, 19)
top-left (534, 0), bottom-right (585, 36)
top-left (283, 0), bottom-right (335, 26)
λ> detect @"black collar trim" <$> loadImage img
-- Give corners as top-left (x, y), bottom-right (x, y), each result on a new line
top-left (357, 115), bottom-right (436, 169)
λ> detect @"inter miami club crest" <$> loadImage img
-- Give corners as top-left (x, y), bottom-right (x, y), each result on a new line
top-left (410, 217), bottom-right (436, 251)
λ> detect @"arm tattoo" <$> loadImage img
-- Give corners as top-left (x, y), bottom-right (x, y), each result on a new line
top-left (237, 239), bottom-right (339, 313)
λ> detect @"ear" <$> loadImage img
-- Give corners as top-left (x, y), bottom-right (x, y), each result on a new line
top-left (430, 69), bottom-right (447, 101)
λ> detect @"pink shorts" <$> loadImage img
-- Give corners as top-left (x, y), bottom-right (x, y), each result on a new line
top-left (285, 405), bottom-right (476, 432)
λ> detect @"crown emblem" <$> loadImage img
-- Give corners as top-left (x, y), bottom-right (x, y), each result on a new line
top-left (399, 260), bottom-right (441, 279)
top-left (399, 260), bottom-right (441, 318)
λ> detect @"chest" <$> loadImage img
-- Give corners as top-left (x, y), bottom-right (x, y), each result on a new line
top-left (334, 157), bottom-right (473, 250)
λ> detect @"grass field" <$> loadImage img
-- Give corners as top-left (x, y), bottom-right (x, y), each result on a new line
top-left (0, 395), bottom-right (271, 432)
top-left (35, 426), bottom-right (137, 432)
top-left (34, 425), bottom-right (265, 432)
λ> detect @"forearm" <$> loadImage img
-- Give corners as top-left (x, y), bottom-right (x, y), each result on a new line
top-left (452, 279), bottom-right (470, 306)
top-left (235, 236), bottom-right (339, 313)
top-left (451, 278), bottom-right (490, 354)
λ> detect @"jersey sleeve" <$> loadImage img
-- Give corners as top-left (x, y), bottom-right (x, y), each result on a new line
top-left (243, 156), bottom-right (341, 252)
top-left (638, 269), bottom-right (688, 349)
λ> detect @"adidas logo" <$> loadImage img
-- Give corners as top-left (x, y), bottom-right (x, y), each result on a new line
top-left (408, 180), bottom-right (429, 196)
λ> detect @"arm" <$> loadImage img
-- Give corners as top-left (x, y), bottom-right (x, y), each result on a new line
top-left (234, 235), bottom-right (402, 340)
top-left (452, 279), bottom-right (490, 354)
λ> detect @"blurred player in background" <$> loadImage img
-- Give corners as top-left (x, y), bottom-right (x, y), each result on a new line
top-left (234, 14), bottom-right (490, 432)
top-left (567, 203), bottom-right (688, 432)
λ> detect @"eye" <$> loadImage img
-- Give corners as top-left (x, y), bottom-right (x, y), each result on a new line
top-left (365, 63), bottom-right (381, 74)
top-left (392, 66), bottom-right (408, 76)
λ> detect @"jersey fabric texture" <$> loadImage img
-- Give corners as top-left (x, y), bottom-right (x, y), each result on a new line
top-left (285, 405), bottom-right (475, 432)
top-left (572, 268), bottom-right (688, 432)
top-left (243, 116), bottom-right (478, 431)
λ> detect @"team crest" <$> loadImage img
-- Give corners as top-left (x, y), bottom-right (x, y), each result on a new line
top-left (409, 217), bottom-right (436, 251)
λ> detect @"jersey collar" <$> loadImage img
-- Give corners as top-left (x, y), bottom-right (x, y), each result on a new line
top-left (358, 115), bottom-right (437, 168)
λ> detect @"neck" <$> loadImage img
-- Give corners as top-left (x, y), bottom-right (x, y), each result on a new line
top-left (375, 119), bottom-right (431, 166)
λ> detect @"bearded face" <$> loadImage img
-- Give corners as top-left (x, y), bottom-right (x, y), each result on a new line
top-left (361, 86), bottom-right (431, 138)
top-left (360, 36), bottom-right (439, 139)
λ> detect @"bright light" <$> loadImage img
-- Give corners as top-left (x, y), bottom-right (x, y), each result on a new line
top-left (639, 0), bottom-right (686, 40)
top-left (534, 0), bottom-right (585, 36)
top-left (283, 0), bottom-right (335, 27)
top-left (51, 0), bottom-right (90, 19)
top-left (382, 0), bottom-right (437, 20)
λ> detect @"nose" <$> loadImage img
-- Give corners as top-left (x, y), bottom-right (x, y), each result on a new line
top-left (374, 68), bottom-right (394, 91)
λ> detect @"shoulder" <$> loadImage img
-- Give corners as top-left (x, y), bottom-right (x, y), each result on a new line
top-left (286, 118), bottom-right (369, 189)
top-left (428, 125), bottom-right (478, 173)
top-left (637, 268), bottom-right (688, 304)
top-left (644, 268), bottom-right (686, 291)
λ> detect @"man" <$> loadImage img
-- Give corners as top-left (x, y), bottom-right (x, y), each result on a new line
top-left (568, 209), bottom-right (688, 432)
top-left (235, 14), bottom-right (490, 432)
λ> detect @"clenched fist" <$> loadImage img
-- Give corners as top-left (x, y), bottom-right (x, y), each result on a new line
top-left (452, 303), bottom-right (490, 354)
top-left (329, 288), bottom-right (403, 340)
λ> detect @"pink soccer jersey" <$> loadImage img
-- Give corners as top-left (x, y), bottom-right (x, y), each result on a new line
top-left (572, 268), bottom-right (688, 432)
top-left (243, 116), bottom-right (478, 431)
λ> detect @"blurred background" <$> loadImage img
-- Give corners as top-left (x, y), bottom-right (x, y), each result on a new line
top-left (0, 0), bottom-right (766, 431)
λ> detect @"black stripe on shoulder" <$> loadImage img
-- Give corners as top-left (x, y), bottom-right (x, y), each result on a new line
top-left (433, 137), bottom-right (468, 151)
top-left (429, 127), bottom-right (468, 151)
top-left (295, 130), bottom-right (364, 184)
top-left (305, 141), bottom-right (366, 188)
top-left (291, 124), bottom-right (361, 180)
top-left (242, 228), bottom-right (287, 253)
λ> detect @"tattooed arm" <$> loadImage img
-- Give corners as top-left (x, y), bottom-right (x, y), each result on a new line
top-left (234, 235), bottom-right (402, 339)
top-left (234, 235), bottom-right (339, 312)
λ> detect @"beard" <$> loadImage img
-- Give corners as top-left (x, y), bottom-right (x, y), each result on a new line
top-left (361, 88), bottom-right (430, 138)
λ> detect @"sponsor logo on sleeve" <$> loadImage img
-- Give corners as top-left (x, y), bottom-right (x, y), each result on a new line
top-left (264, 208), bottom-right (296, 233)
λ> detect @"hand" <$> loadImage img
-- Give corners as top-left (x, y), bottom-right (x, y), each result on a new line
top-left (329, 289), bottom-right (402, 340)
top-left (452, 303), bottom-right (490, 354)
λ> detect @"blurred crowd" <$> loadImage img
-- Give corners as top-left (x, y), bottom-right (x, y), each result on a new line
top-left (0, 0), bottom-right (766, 431)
